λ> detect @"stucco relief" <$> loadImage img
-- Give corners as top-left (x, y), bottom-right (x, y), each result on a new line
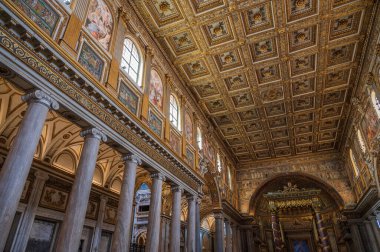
top-left (237, 156), bottom-right (355, 214)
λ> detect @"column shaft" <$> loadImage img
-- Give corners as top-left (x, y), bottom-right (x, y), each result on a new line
top-left (236, 228), bottom-right (242, 252)
top-left (169, 186), bottom-right (182, 252)
top-left (55, 129), bottom-right (106, 252)
top-left (370, 217), bottom-right (380, 249)
top-left (231, 224), bottom-right (238, 252)
top-left (314, 211), bottom-right (331, 252)
top-left (0, 90), bottom-right (58, 251)
top-left (271, 211), bottom-right (283, 252)
top-left (91, 195), bottom-right (108, 252)
top-left (214, 213), bottom-right (224, 252)
top-left (364, 221), bottom-right (380, 252)
top-left (349, 224), bottom-right (364, 252)
top-left (111, 155), bottom-right (141, 252)
top-left (195, 198), bottom-right (201, 252)
top-left (225, 220), bottom-right (232, 252)
top-left (187, 196), bottom-right (196, 252)
top-left (11, 171), bottom-right (49, 252)
top-left (145, 173), bottom-right (164, 252)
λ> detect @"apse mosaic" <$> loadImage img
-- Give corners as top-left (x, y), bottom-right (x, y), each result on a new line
top-left (78, 42), bottom-right (104, 81)
top-left (85, 0), bottom-right (113, 50)
top-left (12, 0), bottom-right (59, 35)
top-left (132, 0), bottom-right (374, 161)
top-left (118, 80), bottom-right (139, 115)
top-left (203, 19), bottom-right (234, 46)
top-left (149, 69), bottom-right (164, 111)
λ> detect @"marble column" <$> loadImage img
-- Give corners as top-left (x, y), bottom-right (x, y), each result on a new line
top-left (170, 185), bottom-right (182, 252)
top-left (111, 154), bottom-right (141, 252)
top-left (187, 195), bottom-right (196, 252)
top-left (236, 227), bottom-right (242, 252)
top-left (55, 128), bottom-right (107, 252)
top-left (91, 195), bottom-right (108, 252)
top-left (369, 217), bottom-right (380, 249)
top-left (11, 170), bottom-right (49, 252)
top-left (313, 202), bottom-right (331, 252)
top-left (225, 220), bottom-right (232, 252)
top-left (270, 207), bottom-right (283, 252)
top-left (0, 90), bottom-right (58, 251)
top-left (246, 229), bottom-right (253, 252)
top-left (231, 223), bottom-right (238, 252)
top-left (146, 173), bottom-right (165, 252)
top-left (364, 220), bottom-right (380, 251)
top-left (195, 197), bottom-right (201, 252)
top-left (349, 224), bottom-right (364, 252)
top-left (214, 212), bottom-right (224, 252)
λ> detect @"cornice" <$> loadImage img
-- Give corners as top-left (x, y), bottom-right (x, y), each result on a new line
top-left (0, 4), bottom-right (204, 191)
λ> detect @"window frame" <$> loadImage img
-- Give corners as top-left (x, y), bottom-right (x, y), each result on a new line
top-left (120, 38), bottom-right (143, 87)
top-left (169, 94), bottom-right (181, 130)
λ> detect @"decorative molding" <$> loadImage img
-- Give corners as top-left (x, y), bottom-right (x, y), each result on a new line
top-left (80, 128), bottom-right (107, 142)
top-left (123, 153), bottom-right (142, 165)
top-left (150, 172), bottom-right (165, 181)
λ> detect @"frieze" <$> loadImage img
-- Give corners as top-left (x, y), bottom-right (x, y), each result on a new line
top-left (0, 9), bottom-right (203, 190)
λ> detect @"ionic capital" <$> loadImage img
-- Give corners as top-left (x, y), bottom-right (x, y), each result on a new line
top-left (171, 184), bottom-right (183, 193)
top-left (22, 90), bottom-right (59, 110)
top-left (80, 128), bottom-right (107, 142)
top-left (123, 153), bottom-right (142, 165)
top-left (150, 172), bottom-right (165, 181)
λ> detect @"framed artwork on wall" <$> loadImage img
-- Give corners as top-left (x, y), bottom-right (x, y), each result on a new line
top-left (118, 80), bottom-right (140, 115)
top-left (78, 41), bottom-right (105, 81)
top-left (148, 109), bottom-right (163, 137)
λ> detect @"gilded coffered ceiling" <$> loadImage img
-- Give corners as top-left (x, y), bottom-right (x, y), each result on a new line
top-left (130, 0), bottom-right (375, 164)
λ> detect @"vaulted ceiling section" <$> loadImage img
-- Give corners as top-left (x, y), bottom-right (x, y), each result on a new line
top-left (130, 0), bottom-right (375, 164)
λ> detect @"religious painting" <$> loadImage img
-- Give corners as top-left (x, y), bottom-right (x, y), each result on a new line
top-left (170, 130), bottom-right (181, 154)
top-left (184, 111), bottom-right (193, 143)
top-left (148, 109), bottom-right (163, 137)
top-left (186, 147), bottom-right (195, 168)
top-left (11, 0), bottom-right (59, 35)
top-left (361, 102), bottom-right (379, 144)
top-left (118, 80), bottom-right (139, 115)
top-left (203, 138), bottom-right (215, 163)
top-left (149, 70), bottom-right (164, 111)
top-left (26, 219), bottom-right (57, 252)
top-left (78, 42), bottom-right (104, 81)
top-left (39, 186), bottom-right (68, 211)
top-left (85, 0), bottom-right (113, 50)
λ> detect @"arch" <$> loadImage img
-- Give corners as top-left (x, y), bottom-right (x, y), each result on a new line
top-left (92, 165), bottom-right (104, 186)
top-left (248, 172), bottom-right (345, 215)
top-left (85, 0), bottom-right (114, 50)
top-left (371, 90), bottom-right (380, 118)
top-left (169, 94), bottom-right (180, 130)
top-left (52, 149), bottom-right (77, 173)
top-left (149, 69), bottom-right (164, 111)
top-left (110, 177), bottom-right (122, 193)
top-left (121, 37), bottom-right (143, 87)
top-left (350, 148), bottom-right (360, 177)
top-left (136, 231), bottom-right (147, 246)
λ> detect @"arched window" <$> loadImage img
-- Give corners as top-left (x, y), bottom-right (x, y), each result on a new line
top-left (371, 90), bottom-right (380, 118)
top-left (349, 149), bottom-right (360, 177)
top-left (216, 153), bottom-right (222, 172)
top-left (121, 38), bottom-right (142, 87)
top-left (197, 127), bottom-right (203, 150)
top-left (169, 94), bottom-right (180, 130)
top-left (357, 129), bottom-right (367, 153)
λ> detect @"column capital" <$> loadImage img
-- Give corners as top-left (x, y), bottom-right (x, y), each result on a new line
top-left (80, 128), bottom-right (107, 142)
top-left (34, 170), bottom-right (49, 181)
top-left (123, 153), bottom-right (142, 165)
top-left (171, 185), bottom-right (183, 193)
top-left (150, 172), bottom-right (165, 181)
top-left (213, 212), bottom-right (224, 219)
top-left (22, 90), bottom-right (59, 110)
top-left (186, 194), bottom-right (196, 202)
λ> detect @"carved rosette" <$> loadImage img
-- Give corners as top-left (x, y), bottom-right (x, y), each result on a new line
top-left (80, 128), bottom-right (107, 142)
top-left (22, 90), bottom-right (59, 110)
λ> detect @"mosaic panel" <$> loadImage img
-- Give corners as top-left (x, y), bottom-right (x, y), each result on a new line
top-left (78, 42), bottom-right (104, 81)
top-left (118, 80), bottom-right (139, 115)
